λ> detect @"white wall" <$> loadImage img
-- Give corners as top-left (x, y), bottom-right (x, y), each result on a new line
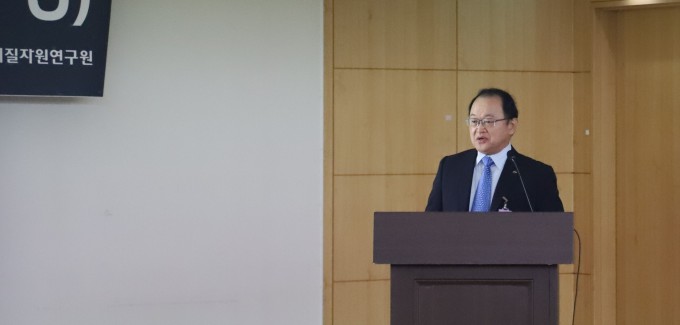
top-left (0, 1), bottom-right (323, 324)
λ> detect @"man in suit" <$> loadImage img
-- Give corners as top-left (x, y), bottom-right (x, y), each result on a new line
top-left (426, 88), bottom-right (564, 212)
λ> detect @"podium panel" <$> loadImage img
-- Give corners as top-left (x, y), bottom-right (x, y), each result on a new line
top-left (374, 212), bottom-right (572, 325)
top-left (392, 265), bottom-right (556, 325)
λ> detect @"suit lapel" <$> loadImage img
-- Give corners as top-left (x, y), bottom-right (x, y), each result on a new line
top-left (492, 160), bottom-right (516, 211)
top-left (491, 147), bottom-right (518, 211)
top-left (454, 150), bottom-right (476, 211)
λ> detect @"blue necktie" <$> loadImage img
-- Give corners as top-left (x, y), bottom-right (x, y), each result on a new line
top-left (472, 156), bottom-right (494, 212)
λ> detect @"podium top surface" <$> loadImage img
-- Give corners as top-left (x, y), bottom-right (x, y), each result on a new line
top-left (373, 212), bottom-right (573, 265)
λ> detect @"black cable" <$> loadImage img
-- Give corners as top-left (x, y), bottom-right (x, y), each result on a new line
top-left (572, 229), bottom-right (582, 325)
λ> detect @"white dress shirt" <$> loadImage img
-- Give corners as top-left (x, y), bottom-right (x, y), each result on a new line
top-left (468, 143), bottom-right (512, 211)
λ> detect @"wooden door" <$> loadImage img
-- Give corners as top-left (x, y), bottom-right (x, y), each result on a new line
top-left (615, 7), bottom-right (680, 325)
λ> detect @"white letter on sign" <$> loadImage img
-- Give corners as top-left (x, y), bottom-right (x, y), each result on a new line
top-left (28, 0), bottom-right (69, 21)
top-left (28, 0), bottom-right (90, 26)
top-left (73, 0), bottom-right (90, 26)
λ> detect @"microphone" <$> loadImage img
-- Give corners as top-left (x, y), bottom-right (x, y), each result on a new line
top-left (510, 156), bottom-right (534, 212)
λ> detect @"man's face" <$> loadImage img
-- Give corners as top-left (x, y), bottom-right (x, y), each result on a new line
top-left (468, 95), bottom-right (517, 155)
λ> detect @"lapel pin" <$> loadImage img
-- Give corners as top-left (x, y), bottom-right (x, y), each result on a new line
top-left (498, 196), bottom-right (512, 212)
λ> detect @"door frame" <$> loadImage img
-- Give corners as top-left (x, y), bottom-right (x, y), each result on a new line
top-left (591, 2), bottom-right (680, 324)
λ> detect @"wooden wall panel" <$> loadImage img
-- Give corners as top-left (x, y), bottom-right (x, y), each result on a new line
top-left (558, 173), bottom-right (576, 275)
top-left (574, 174), bottom-right (593, 275)
top-left (559, 274), bottom-right (576, 325)
top-left (328, 0), bottom-right (591, 324)
top-left (561, 271), bottom-right (594, 324)
top-left (560, 274), bottom-right (594, 325)
top-left (559, 174), bottom-right (575, 213)
top-left (592, 0), bottom-right (680, 9)
top-left (574, 73), bottom-right (593, 174)
top-left (334, 70), bottom-right (457, 175)
top-left (592, 10), bottom-right (618, 325)
top-left (458, 0), bottom-right (574, 71)
top-left (561, 268), bottom-right (595, 325)
top-left (615, 8), bottom-right (680, 324)
top-left (575, 275), bottom-right (594, 325)
top-left (333, 175), bottom-right (434, 281)
top-left (457, 71), bottom-right (574, 173)
top-left (567, 174), bottom-right (597, 325)
top-left (575, 0), bottom-right (594, 72)
top-left (334, 280), bottom-right (390, 325)
top-left (334, 0), bottom-right (456, 69)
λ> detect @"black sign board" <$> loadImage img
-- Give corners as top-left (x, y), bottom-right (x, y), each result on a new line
top-left (0, 0), bottom-right (112, 97)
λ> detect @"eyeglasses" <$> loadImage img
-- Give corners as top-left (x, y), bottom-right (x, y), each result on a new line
top-left (465, 118), bottom-right (510, 128)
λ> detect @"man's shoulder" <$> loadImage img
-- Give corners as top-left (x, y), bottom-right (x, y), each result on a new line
top-left (441, 148), bottom-right (477, 164)
top-left (511, 151), bottom-right (555, 172)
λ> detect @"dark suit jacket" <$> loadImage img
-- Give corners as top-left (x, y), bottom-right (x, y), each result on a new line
top-left (425, 147), bottom-right (564, 212)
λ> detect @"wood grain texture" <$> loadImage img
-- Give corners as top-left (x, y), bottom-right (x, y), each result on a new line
top-left (574, 73), bottom-right (593, 174)
top-left (560, 274), bottom-right (594, 325)
top-left (334, 0), bottom-right (456, 69)
top-left (615, 7), bottom-right (680, 324)
top-left (333, 175), bottom-right (434, 281)
top-left (334, 69), bottom-right (457, 175)
top-left (458, 0), bottom-right (574, 71)
top-left (574, 173), bottom-right (593, 275)
top-left (592, 10), bottom-right (618, 325)
top-left (575, 0), bottom-right (594, 72)
top-left (334, 280), bottom-right (390, 325)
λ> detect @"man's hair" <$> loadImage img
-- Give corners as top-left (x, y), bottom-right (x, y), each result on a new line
top-left (467, 88), bottom-right (519, 120)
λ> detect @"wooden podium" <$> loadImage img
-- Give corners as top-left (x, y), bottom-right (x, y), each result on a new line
top-left (373, 212), bottom-right (573, 325)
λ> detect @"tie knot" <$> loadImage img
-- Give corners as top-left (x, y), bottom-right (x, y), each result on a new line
top-left (482, 156), bottom-right (494, 167)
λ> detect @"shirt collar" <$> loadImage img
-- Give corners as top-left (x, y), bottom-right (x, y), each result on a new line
top-left (476, 143), bottom-right (512, 167)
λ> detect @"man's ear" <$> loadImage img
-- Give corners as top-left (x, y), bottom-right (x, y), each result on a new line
top-left (508, 118), bottom-right (518, 134)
